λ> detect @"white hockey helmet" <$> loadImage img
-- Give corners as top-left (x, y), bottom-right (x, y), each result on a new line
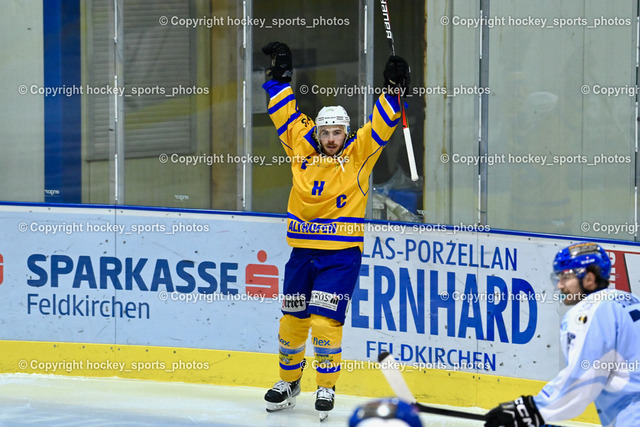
top-left (315, 106), bottom-right (350, 138)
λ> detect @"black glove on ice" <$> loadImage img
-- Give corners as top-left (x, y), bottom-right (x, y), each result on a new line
top-left (484, 395), bottom-right (544, 427)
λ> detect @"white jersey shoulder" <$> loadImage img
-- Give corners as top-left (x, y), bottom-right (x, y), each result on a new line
top-left (534, 289), bottom-right (640, 427)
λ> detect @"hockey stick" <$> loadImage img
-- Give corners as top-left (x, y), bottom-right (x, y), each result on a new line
top-left (378, 351), bottom-right (486, 421)
top-left (379, 0), bottom-right (419, 182)
top-left (378, 352), bottom-right (566, 426)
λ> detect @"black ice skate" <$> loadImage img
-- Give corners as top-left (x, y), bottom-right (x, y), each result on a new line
top-left (314, 386), bottom-right (335, 421)
top-left (264, 378), bottom-right (301, 412)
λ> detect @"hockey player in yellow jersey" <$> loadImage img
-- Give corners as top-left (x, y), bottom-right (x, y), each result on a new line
top-left (261, 41), bottom-right (410, 421)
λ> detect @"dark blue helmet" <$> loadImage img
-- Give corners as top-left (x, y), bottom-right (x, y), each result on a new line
top-left (349, 398), bottom-right (422, 427)
top-left (553, 242), bottom-right (611, 280)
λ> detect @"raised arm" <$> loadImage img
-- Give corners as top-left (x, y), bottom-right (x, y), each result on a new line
top-left (261, 42), bottom-right (315, 157)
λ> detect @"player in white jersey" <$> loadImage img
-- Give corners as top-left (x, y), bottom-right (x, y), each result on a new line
top-left (485, 242), bottom-right (640, 427)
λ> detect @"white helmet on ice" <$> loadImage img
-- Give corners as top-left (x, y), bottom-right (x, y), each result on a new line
top-left (315, 105), bottom-right (350, 137)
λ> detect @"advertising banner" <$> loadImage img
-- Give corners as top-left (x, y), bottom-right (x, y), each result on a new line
top-left (0, 204), bottom-right (638, 383)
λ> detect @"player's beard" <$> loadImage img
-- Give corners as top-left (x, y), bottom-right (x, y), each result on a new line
top-left (323, 144), bottom-right (341, 155)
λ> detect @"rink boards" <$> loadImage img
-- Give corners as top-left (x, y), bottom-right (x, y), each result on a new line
top-left (1, 203), bottom-right (639, 423)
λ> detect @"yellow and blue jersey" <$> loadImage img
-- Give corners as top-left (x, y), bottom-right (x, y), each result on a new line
top-left (263, 80), bottom-right (401, 251)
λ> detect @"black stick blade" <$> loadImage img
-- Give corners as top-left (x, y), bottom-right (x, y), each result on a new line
top-left (377, 351), bottom-right (391, 363)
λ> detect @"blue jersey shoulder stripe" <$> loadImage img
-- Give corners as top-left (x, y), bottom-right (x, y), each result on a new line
top-left (375, 98), bottom-right (400, 128)
top-left (277, 111), bottom-right (302, 136)
top-left (262, 79), bottom-right (290, 98)
top-left (371, 128), bottom-right (387, 147)
top-left (383, 92), bottom-right (401, 113)
top-left (304, 128), bottom-right (318, 151)
top-left (344, 134), bottom-right (357, 150)
top-left (268, 94), bottom-right (296, 115)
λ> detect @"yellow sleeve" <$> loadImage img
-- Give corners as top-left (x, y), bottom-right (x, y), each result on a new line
top-left (348, 92), bottom-right (402, 176)
top-left (262, 80), bottom-right (316, 158)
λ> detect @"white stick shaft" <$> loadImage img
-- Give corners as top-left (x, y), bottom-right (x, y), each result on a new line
top-left (378, 353), bottom-right (416, 403)
top-left (403, 126), bottom-right (419, 181)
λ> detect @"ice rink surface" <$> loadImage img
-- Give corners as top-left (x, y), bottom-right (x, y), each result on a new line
top-left (0, 374), bottom-right (597, 426)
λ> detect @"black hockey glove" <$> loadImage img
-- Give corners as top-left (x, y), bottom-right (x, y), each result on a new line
top-left (383, 55), bottom-right (410, 95)
top-left (262, 41), bottom-right (292, 83)
top-left (484, 396), bottom-right (544, 427)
